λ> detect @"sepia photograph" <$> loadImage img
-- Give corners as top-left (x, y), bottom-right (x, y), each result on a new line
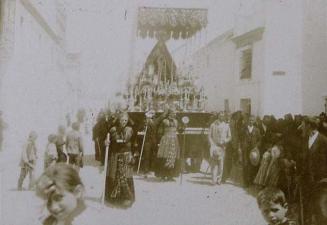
top-left (0, 0), bottom-right (327, 224)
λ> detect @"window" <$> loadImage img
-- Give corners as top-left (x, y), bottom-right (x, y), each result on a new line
top-left (273, 71), bottom-right (286, 76)
top-left (240, 48), bottom-right (252, 79)
top-left (224, 99), bottom-right (230, 113)
top-left (20, 16), bottom-right (24, 26)
top-left (240, 98), bottom-right (251, 115)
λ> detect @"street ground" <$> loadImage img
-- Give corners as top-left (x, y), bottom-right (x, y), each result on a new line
top-left (1, 165), bottom-right (265, 225)
top-left (0, 133), bottom-right (265, 225)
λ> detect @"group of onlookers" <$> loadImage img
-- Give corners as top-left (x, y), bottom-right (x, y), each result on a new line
top-left (14, 106), bottom-right (327, 225)
top-left (92, 107), bottom-right (327, 224)
top-left (17, 112), bottom-right (85, 191)
top-left (208, 111), bottom-right (327, 225)
top-left (15, 110), bottom-right (88, 225)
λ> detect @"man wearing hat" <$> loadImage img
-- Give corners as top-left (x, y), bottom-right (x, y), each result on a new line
top-left (301, 117), bottom-right (327, 224)
top-left (141, 109), bottom-right (167, 177)
top-left (303, 117), bottom-right (327, 184)
top-left (92, 110), bottom-right (112, 165)
top-left (241, 115), bottom-right (261, 188)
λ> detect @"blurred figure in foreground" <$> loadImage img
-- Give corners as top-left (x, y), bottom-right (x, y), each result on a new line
top-left (35, 163), bottom-right (95, 225)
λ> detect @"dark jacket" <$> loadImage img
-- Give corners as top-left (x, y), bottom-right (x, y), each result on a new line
top-left (258, 123), bottom-right (273, 153)
top-left (304, 133), bottom-right (327, 184)
top-left (241, 126), bottom-right (261, 152)
top-left (144, 113), bottom-right (167, 144)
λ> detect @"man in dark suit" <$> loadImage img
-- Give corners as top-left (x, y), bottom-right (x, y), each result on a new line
top-left (303, 117), bottom-right (327, 185)
top-left (93, 110), bottom-right (112, 166)
top-left (140, 110), bottom-right (168, 177)
top-left (257, 115), bottom-right (274, 156)
top-left (241, 115), bottom-right (261, 188)
top-left (301, 117), bottom-right (327, 224)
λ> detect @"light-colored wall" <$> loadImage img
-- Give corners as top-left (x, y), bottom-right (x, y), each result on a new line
top-left (234, 0), bottom-right (265, 37)
top-left (301, 0), bottom-right (327, 115)
top-left (182, 0), bottom-right (327, 117)
top-left (192, 31), bottom-right (235, 112)
top-left (235, 0), bottom-right (327, 117)
top-left (27, 0), bottom-right (65, 38)
top-left (0, 0), bottom-right (16, 102)
top-left (261, 0), bottom-right (304, 117)
top-left (2, 0), bottom-right (70, 153)
top-left (64, 0), bottom-right (136, 108)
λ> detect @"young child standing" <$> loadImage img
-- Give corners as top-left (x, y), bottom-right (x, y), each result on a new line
top-left (18, 131), bottom-right (38, 190)
top-left (66, 122), bottom-right (84, 170)
top-left (257, 187), bottom-right (297, 225)
top-left (44, 134), bottom-right (58, 169)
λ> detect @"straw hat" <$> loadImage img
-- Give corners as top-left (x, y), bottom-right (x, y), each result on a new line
top-left (145, 110), bottom-right (155, 118)
top-left (249, 147), bottom-right (260, 166)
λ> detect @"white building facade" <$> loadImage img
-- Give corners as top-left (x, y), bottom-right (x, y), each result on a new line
top-left (0, 0), bottom-right (80, 152)
top-left (190, 0), bottom-right (327, 117)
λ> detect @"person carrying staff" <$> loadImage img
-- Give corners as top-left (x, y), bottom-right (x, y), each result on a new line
top-left (105, 112), bottom-right (135, 208)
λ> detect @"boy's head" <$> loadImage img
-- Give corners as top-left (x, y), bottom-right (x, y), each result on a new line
top-left (145, 110), bottom-right (155, 119)
top-left (304, 116), bottom-right (319, 136)
top-left (28, 131), bottom-right (38, 142)
top-left (71, 122), bottom-right (80, 131)
top-left (247, 115), bottom-right (256, 126)
top-left (48, 134), bottom-right (57, 144)
top-left (57, 125), bottom-right (66, 135)
top-left (35, 163), bottom-right (84, 221)
top-left (257, 187), bottom-right (288, 225)
top-left (217, 111), bottom-right (225, 122)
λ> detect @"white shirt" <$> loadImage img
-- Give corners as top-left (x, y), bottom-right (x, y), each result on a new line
top-left (262, 124), bottom-right (267, 133)
top-left (248, 125), bottom-right (254, 134)
top-left (308, 131), bottom-right (319, 149)
top-left (46, 143), bottom-right (58, 158)
top-left (66, 130), bottom-right (83, 154)
top-left (209, 120), bottom-right (231, 146)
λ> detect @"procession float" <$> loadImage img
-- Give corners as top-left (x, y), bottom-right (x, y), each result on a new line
top-left (122, 7), bottom-right (213, 172)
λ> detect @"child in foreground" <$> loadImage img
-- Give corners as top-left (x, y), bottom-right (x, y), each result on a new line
top-left (35, 163), bottom-right (86, 225)
top-left (257, 187), bottom-right (297, 225)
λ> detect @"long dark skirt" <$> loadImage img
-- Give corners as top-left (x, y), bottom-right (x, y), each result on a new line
top-left (155, 157), bottom-right (181, 178)
top-left (105, 177), bottom-right (135, 207)
top-left (105, 152), bottom-right (135, 208)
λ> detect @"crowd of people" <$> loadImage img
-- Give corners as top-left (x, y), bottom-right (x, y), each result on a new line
top-left (91, 108), bottom-right (327, 225)
top-left (12, 105), bottom-right (327, 225)
top-left (208, 111), bottom-right (327, 225)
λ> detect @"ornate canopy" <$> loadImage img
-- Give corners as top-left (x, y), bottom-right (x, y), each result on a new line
top-left (137, 7), bottom-right (208, 40)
